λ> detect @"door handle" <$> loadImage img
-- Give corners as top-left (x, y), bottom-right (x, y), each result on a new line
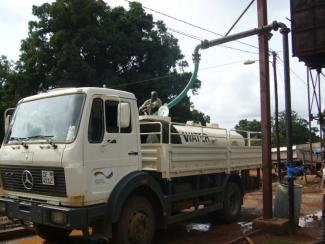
top-left (128, 151), bottom-right (138, 156)
top-left (107, 139), bottom-right (116, 143)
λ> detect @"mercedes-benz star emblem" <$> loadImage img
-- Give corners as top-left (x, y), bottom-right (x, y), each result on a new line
top-left (22, 170), bottom-right (34, 190)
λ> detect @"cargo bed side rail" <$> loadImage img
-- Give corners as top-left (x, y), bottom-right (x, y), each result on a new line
top-left (139, 122), bottom-right (163, 143)
top-left (230, 130), bottom-right (262, 147)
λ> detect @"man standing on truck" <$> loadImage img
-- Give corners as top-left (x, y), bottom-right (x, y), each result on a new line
top-left (139, 91), bottom-right (162, 115)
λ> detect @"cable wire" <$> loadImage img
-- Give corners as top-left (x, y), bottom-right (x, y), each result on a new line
top-left (200, 60), bottom-right (246, 70)
top-left (167, 27), bottom-right (203, 41)
top-left (110, 74), bottom-right (175, 88)
top-left (110, 59), bottom-right (248, 88)
top-left (124, 0), bottom-right (259, 51)
top-left (225, 0), bottom-right (255, 36)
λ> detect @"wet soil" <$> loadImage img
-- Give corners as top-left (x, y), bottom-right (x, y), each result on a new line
top-left (5, 175), bottom-right (325, 244)
top-left (153, 175), bottom-right (324, 244)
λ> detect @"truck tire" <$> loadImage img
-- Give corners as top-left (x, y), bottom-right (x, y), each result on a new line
top-left (34, 224), bottom-right (71, 241)
top-left (221, 182), bottom-right (242, 223)
top-left (113, 196), bottom-right (156, 244)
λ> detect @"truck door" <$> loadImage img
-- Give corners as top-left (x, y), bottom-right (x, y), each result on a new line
top-left (84, 96), bottom-right (140, 201)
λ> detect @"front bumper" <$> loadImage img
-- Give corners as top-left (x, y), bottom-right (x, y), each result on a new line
top-left (0, 196), bottom-right (106, 229)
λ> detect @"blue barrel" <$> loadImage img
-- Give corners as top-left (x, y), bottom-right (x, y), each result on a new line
top-left (274, 183), bottom-right (303, 225)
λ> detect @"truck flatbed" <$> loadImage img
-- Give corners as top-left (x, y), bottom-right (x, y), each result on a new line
top-left (142, 144), bottom-right (262, 178)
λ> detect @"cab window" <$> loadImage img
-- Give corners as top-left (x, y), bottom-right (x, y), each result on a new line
top-left (88, 98), bottom-right (104, 143)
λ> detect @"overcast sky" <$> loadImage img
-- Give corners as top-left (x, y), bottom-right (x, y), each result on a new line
top-left (0, 0), bottom-right (323, 129)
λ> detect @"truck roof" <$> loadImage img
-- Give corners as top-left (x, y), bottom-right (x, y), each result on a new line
top-left (19, 87), bottom-right (136, 104)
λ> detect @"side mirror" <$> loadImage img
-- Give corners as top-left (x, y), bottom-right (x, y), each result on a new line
top-left (118, 103), bottom-right (130, 128)
top-left (4, 108), bottom-right (15, 134)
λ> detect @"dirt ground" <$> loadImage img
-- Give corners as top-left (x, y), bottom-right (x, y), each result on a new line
top-left (152, 175), bottom-right (324, 244)
top-left (6, 175), bottom-right (325, 244)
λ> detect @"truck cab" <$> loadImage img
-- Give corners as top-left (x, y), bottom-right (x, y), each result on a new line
top-left (0, 87), bottom-right (143, 238)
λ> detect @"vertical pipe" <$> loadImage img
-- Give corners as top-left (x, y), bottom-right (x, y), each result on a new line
top-left (272, 51), bottom-right (281, 181)
top-left (318, 71), bottom-right (323, 150)
top-left (257, 0), bottom-right (272, 219)
top-left (281, 27), bottom-right (295, 228)
top-left (307, 68), bottom-right (313, 164)
top-left (248, 132), bottom-right (251, 147)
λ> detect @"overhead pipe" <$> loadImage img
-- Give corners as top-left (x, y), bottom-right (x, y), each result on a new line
top-left (167, 21), bottom-right (282, 109)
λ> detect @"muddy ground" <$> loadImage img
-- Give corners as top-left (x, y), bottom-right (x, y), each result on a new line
top-left (152, 175), bottom-right (324, 244)
top-left (7, 175), bottom-right (325, 244)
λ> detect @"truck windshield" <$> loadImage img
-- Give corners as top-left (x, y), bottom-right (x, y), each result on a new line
top-left (6, 93), bottom-right (85, 144)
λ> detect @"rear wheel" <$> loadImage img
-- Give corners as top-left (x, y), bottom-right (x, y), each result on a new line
top-left (34, 224), bottom-right (71, 242)
top-left (113, 196), bottom-right (156, 244)
top-left (221, 182), bottom-right (242, 223)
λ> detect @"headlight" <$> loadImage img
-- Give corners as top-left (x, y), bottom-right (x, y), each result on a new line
top-left (0, 202), bottom-right (6, 214)
top-left (50, 210), bottom-right (67, 225)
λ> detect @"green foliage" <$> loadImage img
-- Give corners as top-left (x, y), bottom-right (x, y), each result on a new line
top-left (234, 119), bottom-right (261, 145)
top-left (234, 111), bottom-right (319, 146)
top-left (276, 110), bottom-right (318, 146)
top-left (235, 119), bottom-right (261, 132)
top-left (0, 0), bottom-right (210, 142)
top-left (170, 96), bottom-right (210, 126)
top-left (19, 0), bottom-right (185, 90)
top-left (20, 0), bottom-right (206, 113)
top-left (0, 56), bottom-right (25, 141)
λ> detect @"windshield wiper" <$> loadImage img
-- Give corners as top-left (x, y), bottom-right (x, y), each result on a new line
top-left (9, 137), bottom-right (29, 149)
top-left (26, 135), bottom-right (57, 149)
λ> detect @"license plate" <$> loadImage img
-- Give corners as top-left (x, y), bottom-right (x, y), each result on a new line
top-left (42, 170), bottom-right (55, 185)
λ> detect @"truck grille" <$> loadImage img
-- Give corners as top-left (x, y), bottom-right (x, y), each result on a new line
top-left (0, 165), bottom-right (67, 197)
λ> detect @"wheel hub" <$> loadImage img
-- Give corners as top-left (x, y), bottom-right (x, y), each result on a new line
top-left (128, 212), bottom-right (149, 243)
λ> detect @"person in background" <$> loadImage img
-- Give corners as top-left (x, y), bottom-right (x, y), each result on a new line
top-left (139, 91), bottom-right (162, 115)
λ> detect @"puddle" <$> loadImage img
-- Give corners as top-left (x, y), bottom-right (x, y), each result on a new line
top-left (238, 221), bottom-right (253, 234)
top-left (299, 210), bottom-right (322, 227)
top-left (184, 223), bottom-right (211, 232)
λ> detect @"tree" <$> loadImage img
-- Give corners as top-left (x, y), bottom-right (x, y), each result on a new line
top-left (0, 0), bottom-right (210, 143)
top-left (235, 119), bottom-right (261, 132)
top-left (234, 111), bottom-right (319, 147)
top-left (276, 111), bottom-right (318, 146)
top-left (0, 56), bottom-right (25, 141)
top-left (18, 0), bottom-right (209, 125)
top-left (234, 119), bottom-right (261, 145)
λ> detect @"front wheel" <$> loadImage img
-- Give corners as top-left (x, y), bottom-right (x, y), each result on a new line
top-left (113, 196), bottom-right (156, 244)
top-left (34, 224), bottom-right (71, 241)
top-left (221, 182), bottom-right (242, 223)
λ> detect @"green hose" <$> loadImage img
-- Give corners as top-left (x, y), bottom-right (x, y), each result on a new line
top-left (167, 43), bottom-right (202, 109)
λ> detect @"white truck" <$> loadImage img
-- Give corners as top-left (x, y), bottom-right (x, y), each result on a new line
top-left (0, 87), bottom-right (262, 243)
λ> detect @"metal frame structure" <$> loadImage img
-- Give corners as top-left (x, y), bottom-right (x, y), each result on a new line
top-left (306, 68), bottom-right (324, 165)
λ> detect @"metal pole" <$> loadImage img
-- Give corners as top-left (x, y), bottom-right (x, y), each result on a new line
top-left (318, 70), bottom-right (323, 150)
top-left (257, 0), bottom-right (273, 219)
top-left (281, 27), bottom-right (295, 228)
top-left (307, 68), bottom-right (314, 164)
top-left (272, 51), bottom-right (281, 181)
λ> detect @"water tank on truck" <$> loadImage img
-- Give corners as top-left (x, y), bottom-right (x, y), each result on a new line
top-left (139, 115), bottom-right (245, 146)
